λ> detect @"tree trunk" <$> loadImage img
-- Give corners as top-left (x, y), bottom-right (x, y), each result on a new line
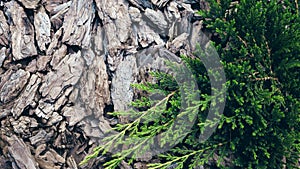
top-left (0, 0), bottom-right (203, 168)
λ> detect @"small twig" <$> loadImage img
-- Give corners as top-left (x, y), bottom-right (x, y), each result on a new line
top-left (296, 0), bottom-right (299, 15)
top-left (237, 35), bottom-right (248, 48)
top-left (251, 77), bottom-right (279, 81)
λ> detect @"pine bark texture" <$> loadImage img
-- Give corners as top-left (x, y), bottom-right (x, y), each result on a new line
top-left (0, 0), bottom-right (207, 168)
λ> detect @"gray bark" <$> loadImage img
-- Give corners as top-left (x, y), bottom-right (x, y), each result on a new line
top-left (0, 0), bottom-right (202, 168)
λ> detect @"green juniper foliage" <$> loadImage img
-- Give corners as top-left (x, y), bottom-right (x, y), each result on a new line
top-left (80, 60), bottom-right (205, 168)
top-left (81, 0), bottom-right (300, 168)
top-left (198, 0), bottom-right (300, 168)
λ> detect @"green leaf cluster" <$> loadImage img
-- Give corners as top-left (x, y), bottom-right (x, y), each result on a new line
top-left (198, 0), bottom-right (300, 168)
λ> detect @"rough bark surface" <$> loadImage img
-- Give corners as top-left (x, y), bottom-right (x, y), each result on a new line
top-left (0, 0), bottom-right (204, 168)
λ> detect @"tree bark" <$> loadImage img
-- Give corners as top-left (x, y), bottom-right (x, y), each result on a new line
top-left (0, 0), bottom-right (203, 168)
